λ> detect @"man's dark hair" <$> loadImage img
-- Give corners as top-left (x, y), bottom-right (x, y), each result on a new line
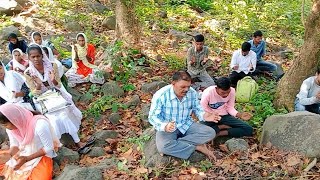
top-left (253, 30), bottom-right (263, 37)
top-left (241, 42), bottom-right (251, 52)
top-left (317, 67), bottom-right (320, 74)
top-left (194, 34), bottom-right (204, 42)
top-left (8, 33), bottom-right (18, 40)
top-left (172, 70), bottom-right (192, 82)
top-left (216, 77), bottom-right (231, 91)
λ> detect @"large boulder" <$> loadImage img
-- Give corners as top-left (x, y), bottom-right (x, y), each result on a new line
top-left (269, 61), bottom-right (284, 79)
top-left (54, 147), bottom-right (80, 165)
top-left (0, 25), bottom-right (21, 40)
top-left (141, 81), bottom-right (168, 94)
top-left (261, 111), bottom-right (320, 157)
top-left (101, 81), bottom-right (124, 97)
top-left (139, 104), bottom-right (151, 128)
top-left (225, 138), bottom-right (249, 152)
top-left (86, 0), bottom-right (110, 14)
top-left (102, 15), bottom-right (116, 30)
top-left (108, 113), bottom-right (121, 125)
top-left (56, 165), bottom-right (103, 180)
top-left (87, 147), bottom-right (106, 158)
top-left (64, 21), bottom-right (83, 32)
top-left (93, 130), bottom-right (118, 147)
top-left (0, 0), bottom-right (29, 16)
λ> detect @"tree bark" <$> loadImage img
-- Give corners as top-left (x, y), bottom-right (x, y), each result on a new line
top-left (114, 0), bottom-right (140, 48)
top-left (274, 0), bottom-right (320, 111)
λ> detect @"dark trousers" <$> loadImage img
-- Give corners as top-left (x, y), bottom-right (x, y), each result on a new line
top-left (201, 115), bottom-right (253, 138)
top-left (229, 71), bottom-right (253, 87)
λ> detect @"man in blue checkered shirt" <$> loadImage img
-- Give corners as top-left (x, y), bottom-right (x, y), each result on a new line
top-left (148, 71), bottom-right (220, 160)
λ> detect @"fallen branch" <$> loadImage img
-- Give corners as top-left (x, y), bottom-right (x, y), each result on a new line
top-left (304, 158), bottom-right (317, 172)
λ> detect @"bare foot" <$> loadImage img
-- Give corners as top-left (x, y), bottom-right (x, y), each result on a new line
top-left (195, 144), bottom-right (216, 161)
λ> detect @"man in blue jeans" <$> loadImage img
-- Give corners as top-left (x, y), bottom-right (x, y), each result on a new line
top-left (148, 71), bottom-right (220, 160)
top-left (248, 30), bottom-right (277, 77)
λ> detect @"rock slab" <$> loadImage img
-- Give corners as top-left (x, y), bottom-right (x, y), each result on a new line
top-left (261, 111), bottom-right (320, 158)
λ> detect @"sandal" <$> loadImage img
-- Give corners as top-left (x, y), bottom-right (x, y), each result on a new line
top-left (84, 136), bottom-right (96, 147)
top-left (78, 146), bottom-right (92, 154)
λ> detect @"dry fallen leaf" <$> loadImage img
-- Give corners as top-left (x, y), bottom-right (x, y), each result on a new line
top-left (287, 155), bottom-right (301, 166)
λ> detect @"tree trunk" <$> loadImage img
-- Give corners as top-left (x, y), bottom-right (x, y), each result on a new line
top-left (114, 0), bottom-right (140, 48)
top-left (274, 0), bottom-right (320, 111)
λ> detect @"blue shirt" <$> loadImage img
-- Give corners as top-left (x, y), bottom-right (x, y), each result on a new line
top-left (148, 84), bottom-right (205, 134)
top-left (248, 39), bottom-right (266, 61)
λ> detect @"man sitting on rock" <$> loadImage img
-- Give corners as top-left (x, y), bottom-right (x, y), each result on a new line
top-left (248, 30), bottom-right (277, 78)
top-left (229, 42), bottom-right (257, 87)
top-left (295, 67), bottom-right (320, 114)
top-left (148, 70), bottom-right (220, 160)
top-left (187, 34), bottom-right (217, 90)
top-left (200, 77), bottom-right (253, 138)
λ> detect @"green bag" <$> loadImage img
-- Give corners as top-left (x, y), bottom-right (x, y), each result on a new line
top-left (236, 76), bottom-right (258, 103)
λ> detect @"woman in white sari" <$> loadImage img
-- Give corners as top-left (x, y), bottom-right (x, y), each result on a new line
top-left (0, 62), bottom-right (34, 109)
top-left (24, 44), bottom-right (90, 153)
top-left (31, 32), bottom-right (60, 57)
top-left (65, 33), bottom-right (104, 87)
top-left (8, 49), bottom-right (29, 74)
top-left (0, 104), bottom-right (59, 179)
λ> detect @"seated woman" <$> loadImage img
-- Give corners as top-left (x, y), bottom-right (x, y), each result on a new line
top-left (8, 49), bottom-right (29, 74)
top-left (31, 32), bottom-right (60, 57)
top-left (24, 44), bottom-right (91, 153)
top-left (42, 46), bottom-right (68, 88)
top-left (0, 104), bottom-right (60, 179)
top-left (295, 68), bottom-right (320, 114)
top-left (0, 62), bottom-right (34, 109)
top-left (7, 33), bottom-right (28, 54)
top-left (65, 33), bottom-right (105, 87)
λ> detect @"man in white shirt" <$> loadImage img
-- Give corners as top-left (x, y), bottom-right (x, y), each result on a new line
top-left (229, 42), bottom-right (257, 87)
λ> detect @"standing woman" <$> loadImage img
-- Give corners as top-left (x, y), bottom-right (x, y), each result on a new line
top-left (65, 33), bottom-right (104, 87)
top-left (0, 104), bottom-right (60, 179)
top-left (24, 44), bottom-right (89, 152)
top-left (8, 49), bottom-right (29, 73)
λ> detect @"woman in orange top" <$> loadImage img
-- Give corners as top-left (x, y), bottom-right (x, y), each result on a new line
top-left (65, 33), bottom-right (104, 87)
top-left (0, 104), bottom-right (60, 180)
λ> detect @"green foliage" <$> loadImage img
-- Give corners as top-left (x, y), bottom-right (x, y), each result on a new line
top-left (199, 160), bottom-right (213, 171)
top-left (122, 84), bottom-right (136, 92)
top-left (84, 95), bottom-right (127, 118)
top-left (50, 36), bottom-right (71, 59)
top-left (164, 54), bottom-right (186, 70)
top-left (0, 15), bottom-right (13, 29)
top-left (167, 0), bottom-right (213, 11)
top-left (236, 77), bottom-right (288, 130)
top-left (127, 134), bottom-right (151, 151)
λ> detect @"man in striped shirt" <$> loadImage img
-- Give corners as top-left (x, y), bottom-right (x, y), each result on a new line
top-left (148, 71), bottom-right (220, 160)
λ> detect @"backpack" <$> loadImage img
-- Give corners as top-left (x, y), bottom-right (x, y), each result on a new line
top-left (236, 76), bottom-right (258, 103)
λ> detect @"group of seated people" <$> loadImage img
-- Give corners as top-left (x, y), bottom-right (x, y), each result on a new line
top-left (0, 32), bottom-right (105, 179)
top-left (148, 30), bottom-right (320, 161)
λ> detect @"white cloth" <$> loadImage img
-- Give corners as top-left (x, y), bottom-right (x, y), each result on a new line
top-left (296, 76), bottom-right (320, 105)
top-left (66, 33), bottom-right (104, 87)
top-left (25, 44), bottom-right (83, 141)
top-left (65, 68), bottom-right (104, 87)
top-left (0, 65), bottom-right (26, 103)
top-left (11, 49), bottom-right (28, 72)
top-left (230, 49), bottom-right (257, 74)
top-left (46, 47), bottom-right (64, 78)
top-left (6, 119), bottom-right (57, 174)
